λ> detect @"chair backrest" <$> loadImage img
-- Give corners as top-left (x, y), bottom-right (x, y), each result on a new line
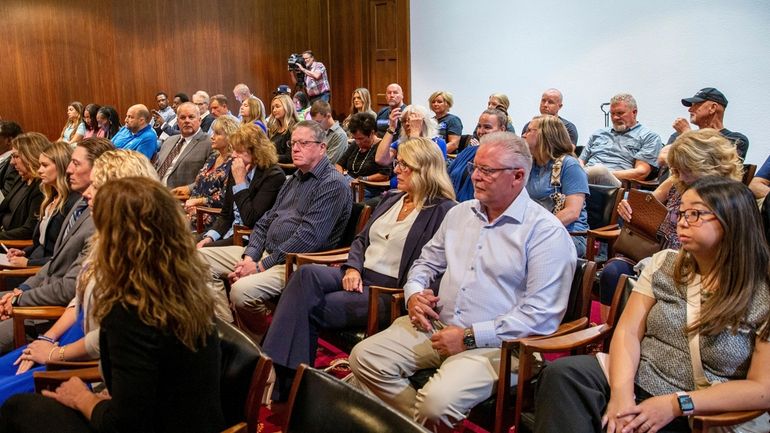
top-left (285, 365), bottom-right (430, 433)
top-left (743, 163), bottom-right (757, 186)
top-left (574, 145), bottom-right (584, 157)
top-left (216, 318), bottom-right (272, 430)
top-left (586, 184), bottom-right (624, 229)
top-left (563, 259), bottom-right (597, 323)
top-left (607, 274), bottom-right (635, 329)
top-left (337, 202), bottom-right (370, 247)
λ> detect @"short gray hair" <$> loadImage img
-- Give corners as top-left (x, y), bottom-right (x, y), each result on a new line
top-left (293, 120), bottom-right (325, 143)
top-left (479, 131), bottom-right (532, 181)
top-left (610, 93), bottom-right (637, 110)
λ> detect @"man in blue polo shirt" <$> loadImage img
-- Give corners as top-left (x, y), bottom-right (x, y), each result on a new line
top-left (111, 104), bottom-right (157, 160)
top-left (579, 93), bottom-right (662, 187)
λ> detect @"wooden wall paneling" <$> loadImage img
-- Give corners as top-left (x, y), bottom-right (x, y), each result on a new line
top-left (368, 0), bottom-right (410, 110)
top-left (327, 0), bottom-right (367, 119)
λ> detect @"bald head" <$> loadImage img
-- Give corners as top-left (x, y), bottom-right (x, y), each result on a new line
top-left (233, 83), bottom-right (250, 103)
top-left (125, 104), bottom-right (151, 133)
top-left (386, 83), bottom-right (404, 108)
top-left (539, 89), bottom-right (564, 116)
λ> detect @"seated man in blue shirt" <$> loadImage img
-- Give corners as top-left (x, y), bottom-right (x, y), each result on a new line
top-left (349, 132), bottom-right (577, 430)
top-left (111, 104), bottom-right (157, 160)
top-left (579, 93), bottom-right (662, 187)
top-left (750, 155), bottom-right (770, 200)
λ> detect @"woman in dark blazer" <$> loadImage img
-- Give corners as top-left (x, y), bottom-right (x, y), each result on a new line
top-left (196, 123), bottom-right (286, 248)
top-left (263, 137), bottom-right (457, 401)
top-left (0, 133), bottom-right (46, 241)
top-left (5, 141), bottom-right (77, 266)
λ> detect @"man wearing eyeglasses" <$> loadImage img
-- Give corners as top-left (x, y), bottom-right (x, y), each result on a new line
top-left (198, 120), bottom-right (351, 338)
top-left (349, 132), bottom-right (576, 429)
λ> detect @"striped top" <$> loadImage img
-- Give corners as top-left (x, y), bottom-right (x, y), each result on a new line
top-left (244, 157), bottom-right (351, 269)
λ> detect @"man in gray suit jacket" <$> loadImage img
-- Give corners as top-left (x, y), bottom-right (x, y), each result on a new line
top-left (155, 102), bottom-right (213, 189)
top-left (0, 137), bottom-right (114, 352)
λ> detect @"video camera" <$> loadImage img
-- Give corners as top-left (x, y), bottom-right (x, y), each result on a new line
top-left (288, 53), bottom-right (304, 71)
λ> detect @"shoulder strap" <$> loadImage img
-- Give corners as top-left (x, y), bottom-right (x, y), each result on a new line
top-left (686, 282), bottom-right (711, 389)
top-left (550, 155), bottom-right (565, 189)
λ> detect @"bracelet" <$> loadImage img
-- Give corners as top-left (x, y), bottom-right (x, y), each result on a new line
top-left (361, 176), bottom-right (368, 182)
top-left (48, 345), bottom-right (58, 361)
top-left (58, 345), bottom-right (66, 362)
top-left (386, 128), bottom-right (396, 135)
top-left (37, 335), bottom-right (56, 344)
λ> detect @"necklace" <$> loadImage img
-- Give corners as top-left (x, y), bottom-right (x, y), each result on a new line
top-left (385, 196), bottom-right (415, 239)
top-left (350, 146), bottom-right (376, 176)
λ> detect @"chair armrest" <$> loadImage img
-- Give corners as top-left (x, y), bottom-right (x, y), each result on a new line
top-left (587, 228), bottom-right (621, 241)
top-left (367, 286), bottom-right (404, 336)
top-left (13, 306), bottom-right (67, 348)
top-left (221, 423), bottom-right (248, 433)
top-left (33, 366), bottom-right (102, 393)
top-left (197, 206), bottom-right (222, 215)
top-left (196, 206), bottom-right (222, 233)
top-left (46, 360), bottom-right (100, 371)
top-left (0, 267), bottom-right (41, 279)
top-left (232, 225), bottom-right (251, 247)
top-left (519, 324), bottom-right (613, 354)
top-left (692, 410), bottom-right (768, 431)
top-left (0, 239), bottom-right (33, 249)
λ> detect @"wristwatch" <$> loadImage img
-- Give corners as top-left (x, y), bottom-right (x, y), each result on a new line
top-left (10, 292), bottom-right (22, 307)
top-left (386, 128), bottom-right (396, 135)
top-left (676, 391), bottom-right (694, 416)
top-left (463, 328), bottom-right (477, 349)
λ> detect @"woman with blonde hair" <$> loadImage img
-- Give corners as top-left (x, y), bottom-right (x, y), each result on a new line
top-left (4, 141), bottom-right (76, 266)
top-left (171, 116), bottom-right (238, 231)
top-left (342, 88), bottom-right (376, 131)
top-left (487, 92), bottom-right (516, 133)
top-left (0, 149), bottom-right (159, 406)
top-left (598, 128), bottom-right (744, 320)
top-left (2, 174), bottom-right (225, 432)
top-left (197, 123), bottom-right (285, 248)
top-left (239, 96), bottom-right (267, 133)
top-left (267, 94), bottom-right (301, 163)
top-left (0, 133), bottom-right (46, 240)
top-left (58, 102), bottom-right (85, 144)
top-left (429, 90), bottom-right (464, 153)
top-left (263, 136), bottom-right (456, 401)
top-left (523, 115), bottom-right (589, 256)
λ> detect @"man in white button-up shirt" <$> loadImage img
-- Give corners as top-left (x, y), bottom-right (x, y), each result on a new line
top-left (349, 132), bottom-right (577, 430)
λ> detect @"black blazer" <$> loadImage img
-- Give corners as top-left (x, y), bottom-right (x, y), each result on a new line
top-left (24, 192), bottom-right (82, 266)
top-left (0, 158), bottom-right (19, 198)
top-left (343, 191), bottom-right (456, 288)
top-left (0, 177), bottom-right (43, 240)
top-left (93, 304), bottom-right (225, 432)
top-left (209, 164), bottom-right (286, 238)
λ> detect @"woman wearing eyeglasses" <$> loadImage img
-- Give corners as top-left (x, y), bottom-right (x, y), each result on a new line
top-left (263, 137), bottom-right (456, 402)
top-left (597, 129), bottom-right (743, 321)
top-left (535, 176), bottom-right (770, 433)
top-left (522, 115), bottom-right (589, 257)
top-left (335, 113), bottom-right (391, 200)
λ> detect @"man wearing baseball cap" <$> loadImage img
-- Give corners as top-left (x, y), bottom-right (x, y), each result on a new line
top-left (664, 87), bottom-right (749, 159)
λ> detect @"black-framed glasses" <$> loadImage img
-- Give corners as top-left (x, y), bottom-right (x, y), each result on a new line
top-left (393, 159), bottom-right (413, 171)
top-left (466, 162), bottom-right (517, 178)
top-left (675, 209), bottom-right (716, 224)
top-left (290, 140), bottom-right (323, 148)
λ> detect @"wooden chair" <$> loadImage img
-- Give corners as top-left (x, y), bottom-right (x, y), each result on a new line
top-left (0, 267), bottom-right (41, 292)
top-left (33, 318), bottom-right (273, 433)
top-left (0, 239), bottom-right (34, 249)
top-left (196, 206), bottom-right (222, 234)
top-left (12, 306), bottom-right (66, 348)
top-left (370, 259), bottom-right (597, 433)
top-left (350, 179), bottom-right (390, 203)
top-left (743, 163), bottom-right (757, 186)
top-left (284, 364), bottom-right (430, 433)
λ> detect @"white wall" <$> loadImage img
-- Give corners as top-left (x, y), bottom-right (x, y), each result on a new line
top-left (410, 0), bottom-right (770, 164)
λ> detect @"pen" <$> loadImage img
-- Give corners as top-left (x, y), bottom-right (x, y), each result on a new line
top-left (0, 243), bottom-right (7, 254)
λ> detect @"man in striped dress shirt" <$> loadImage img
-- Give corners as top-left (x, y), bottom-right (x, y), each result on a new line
top-left (199, 121), bottom-right (352, 340)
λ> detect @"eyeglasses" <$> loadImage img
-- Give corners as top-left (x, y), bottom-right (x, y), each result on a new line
top-left (393, 159), bottom-right (413, 171)
top-left (290, 140), bottom-right (323, 148)
top-left (466, 162), bottom-right (518, 178)
top-left (675, 209), bottom-right (716, 224)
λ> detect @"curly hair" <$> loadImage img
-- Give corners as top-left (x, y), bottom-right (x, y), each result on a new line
top-left (229, 123), bottom-right (278, 169)
top-left (90, 177), bottom-right (214, 351)
top-left (39, 141), bottom-right (73, 217)
top-left (90, 149), bottom-right (158, 189)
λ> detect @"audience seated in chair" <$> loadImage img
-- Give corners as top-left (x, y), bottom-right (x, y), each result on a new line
top-left (523, 114), bottom-right (590, 257)
top-left (0, 133), bottom-right (46, 242)
top-left (0, 149), bottom-right (158, 405)
top-left (4, 141), bottom-right (78, 267)
top-left (110, 104), bottom-right (157, 160)
top-left (579, 93), bottom-right (662, 187)
top-left (154, 102), bottom-right (213, 189)
top-left (198, 120), bottom-right (351, 340)
top-left (0, 138), bottom-right (113, 354)
top-left (263, 137), bottom-right (456, 402)
top-left (309, 100), bottom-right (348, 164)
top-left (348, 132), bottom-right (576, 430)
top-left (0, 177), bottom-right (226, 433)
top-left (597, 129), bottom-right (743, 321)
top-left (535, 177), bottom-right (770, 433)
top-left (0, 121), bottom-right (23, 202)
top-left (520, 88), bottom-right (579, 145)
top-left (335, 112), bottom-right (391, 200)
top-left (267, 94), bottom-right (300, 164)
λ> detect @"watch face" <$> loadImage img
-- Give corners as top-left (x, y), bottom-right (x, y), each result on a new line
top-left (678, 395), bottom-right (694, 412)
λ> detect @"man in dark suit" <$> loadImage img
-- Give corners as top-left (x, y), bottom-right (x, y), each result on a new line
top-left (0, 137), bottom-right (114, 353)
top-left (154, 102), bottom-right (213, 189)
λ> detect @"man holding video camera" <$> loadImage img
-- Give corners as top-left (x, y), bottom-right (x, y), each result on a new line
top-left (292, 50), bottom-right (330, 104)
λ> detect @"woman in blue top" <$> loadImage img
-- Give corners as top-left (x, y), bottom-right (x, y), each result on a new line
top-left (429, 91), bottom-right (463, 154)
top-left (523, 114), bottom-right (589, 257)
top-left (58, 102), bottom-right (86, 144)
